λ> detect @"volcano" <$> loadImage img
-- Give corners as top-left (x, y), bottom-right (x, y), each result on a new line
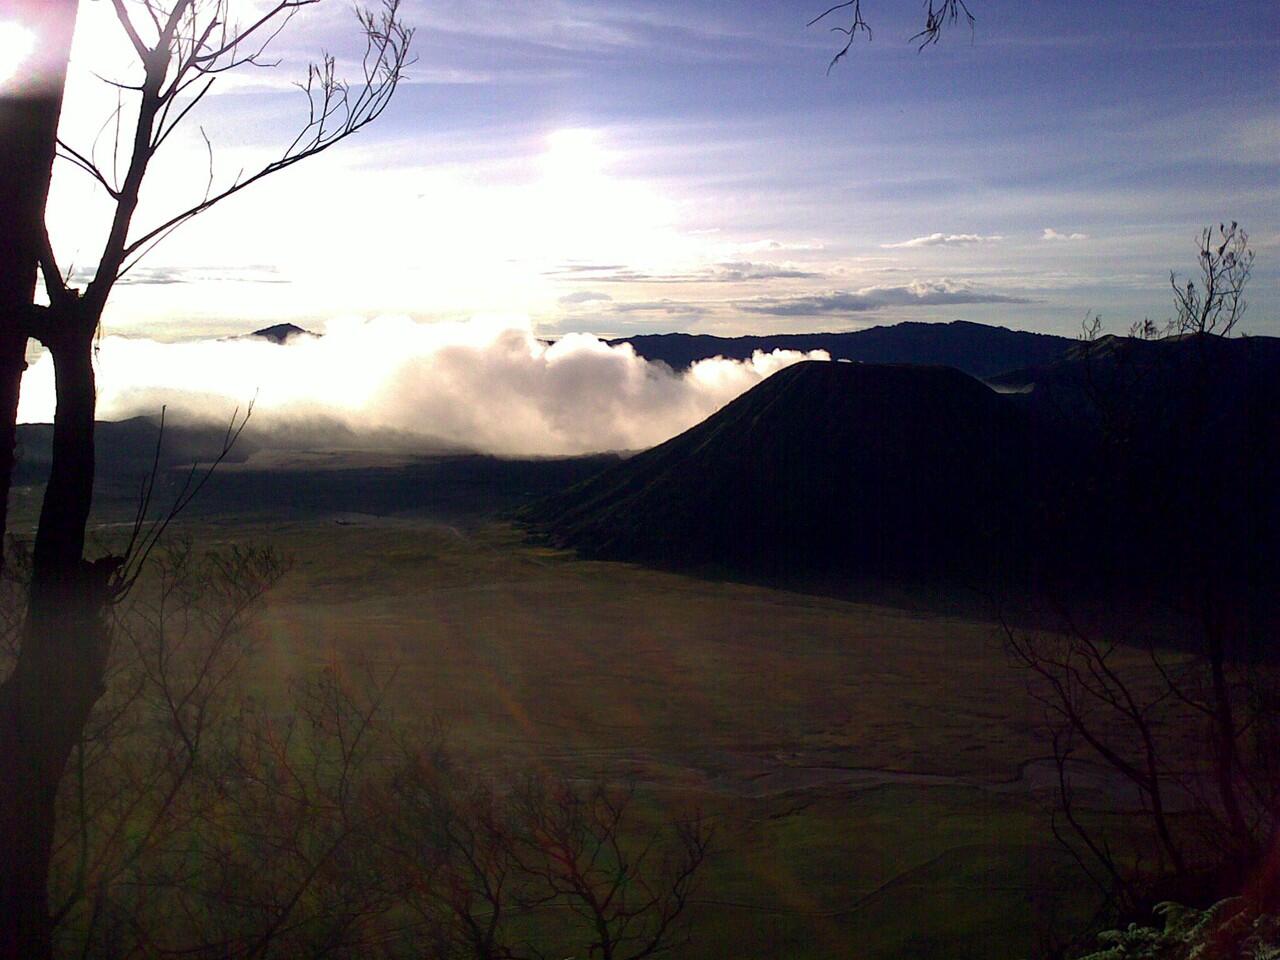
top-left (529, 360), bottom-right (1033, 583)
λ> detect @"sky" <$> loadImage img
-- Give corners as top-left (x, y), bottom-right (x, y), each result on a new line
top-left (4, 0), bottom-right (1273, 344)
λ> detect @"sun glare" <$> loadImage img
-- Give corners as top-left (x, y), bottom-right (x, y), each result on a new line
top-left (0, 21), bottom-right (37, 88)
top-left (542, 129), bottom-right (606, 182)
top-left (530, 127), bottom-right (691, 275)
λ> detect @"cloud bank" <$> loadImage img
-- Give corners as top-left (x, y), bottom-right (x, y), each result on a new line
top-left (17, 317), bottom-right (826, 456)
top-left (545, 260), bottom-right (820, 284)
top-left (738, 280), bottom-right (1031, 316)
top-left (881, 233), bottom-right (1002, 249)
top-left (1042, 228), bottom-right (1089, 241)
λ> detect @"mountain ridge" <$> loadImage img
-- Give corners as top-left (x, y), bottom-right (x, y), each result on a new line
top-left (608, 320), bottom-right (1075, 380)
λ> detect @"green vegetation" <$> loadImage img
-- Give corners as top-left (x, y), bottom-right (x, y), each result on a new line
top-left (1077, 900), bottom-right (1280, 960)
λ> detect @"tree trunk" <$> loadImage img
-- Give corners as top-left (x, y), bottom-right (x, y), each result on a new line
top-left (32, 317), bottom-right (98, 575)
top-left (0, 0), bottom-right (79, 559)
top-left (0, 6), bottom-right (86, 955)
top-left (0, 579), bottom-right (109, 960)
top-left (0, 311), bottom-right (108, 960)
top-left (0, 340), bottom-right (27, 561)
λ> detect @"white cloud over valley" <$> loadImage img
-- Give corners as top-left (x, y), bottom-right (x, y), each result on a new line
top-left (18, 317), bottom-right (827, 456)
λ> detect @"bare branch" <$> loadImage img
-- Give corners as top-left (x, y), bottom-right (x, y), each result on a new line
top-left (120, 0), bottom-right (413, 264)
top-left (808, 1), bottom-right (871, 74)
top-left (809, 0), bottom-right (974, 70)
top-left (111, 399), bottom-right (257, 603)
top-left (55, 140), bottom-right (121, 200)
top-left (108, 0), bottom-right (152, 61)
top-left (910, 0), bottom-right (975, 51)
top-left (1169, 221), bottom-right (1253, 338)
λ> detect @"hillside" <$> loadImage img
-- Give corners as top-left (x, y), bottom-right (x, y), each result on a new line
top-left (530, 336), bottom-right (1280, 610)
top-left (529, 360), bottom-right (1033, 583)
top-left (610, 320), bottom-right (1074, 379)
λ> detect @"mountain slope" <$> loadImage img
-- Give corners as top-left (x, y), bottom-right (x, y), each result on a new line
top-left (531, 360), bottom-right (1032, 581)
top-left (534, 335), bottom-right (1280, 601)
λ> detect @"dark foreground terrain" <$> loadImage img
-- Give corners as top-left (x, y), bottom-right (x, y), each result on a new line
top-left (103, 513), bottom-right (1106, 958)
top-left (11, 327), bottom-right (1277, 957)
top-left (8, 426), bottom-right (1148, 957)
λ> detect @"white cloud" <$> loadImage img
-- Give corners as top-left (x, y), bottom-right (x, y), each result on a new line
top-left (18, 316), bottom-right (827, 456)
top-left (1042, 228), bottom-right (1089, 241)
top-left (881, 233), bottom-right (1003, 249)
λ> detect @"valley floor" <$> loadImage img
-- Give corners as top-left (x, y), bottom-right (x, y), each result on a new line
top-left (170, 515), bottom-right (1109, 958)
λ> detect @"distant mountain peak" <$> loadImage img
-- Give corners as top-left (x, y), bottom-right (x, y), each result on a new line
top-left (249, 322), bottom-right (315, 344)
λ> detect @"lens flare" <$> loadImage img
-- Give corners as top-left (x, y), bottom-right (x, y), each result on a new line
top-left (0, 21), bottom-right (36, 88)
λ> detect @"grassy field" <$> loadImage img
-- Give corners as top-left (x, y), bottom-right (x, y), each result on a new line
top-left (150, 514), bottom-right (1107, 958)
top-left (8, 443), bottom-right (1133, 957)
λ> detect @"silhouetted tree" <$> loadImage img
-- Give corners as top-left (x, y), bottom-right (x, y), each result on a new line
top-left (0, 3), bottom-right (410, 956)
top-left (0, 543), bottom-right (709, 958)
top-left (386, 760), bottom-right (711, 960)
top-left (1005, 225), bottom-right (1278, 924)
top-left (0, 0), bottom-right (78, 556)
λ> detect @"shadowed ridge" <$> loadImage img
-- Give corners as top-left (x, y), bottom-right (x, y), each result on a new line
top-left (991, 333), bottom-right (1280, 600)
top-left (989, 330), bottom-right (1280, 401)
top-left (528, 360), bottom-right (1032, 583)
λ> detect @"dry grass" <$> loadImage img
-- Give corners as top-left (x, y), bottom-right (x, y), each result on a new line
top-left (139, 516), bottom-right (1115, 958)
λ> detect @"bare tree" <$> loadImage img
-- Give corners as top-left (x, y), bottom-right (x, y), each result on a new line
top-left (0, 2), bottom-right (411, 956)
top-left (46, 541), bottom-right (289, 956)
top-left (1006, 225), bottom-right (1279, 921)
top-left (508, 777), bottom-right (710, 960)
top-left (32, 546), bottom-right (419, 959)
top-left (386, 760), bottom-right (712, 960)
top-left (1168, 222), bottom-right (1253, 339)
top-left (386, 754), bottom-right (528, 960)
top-left (14, 547), bottom-right (709, 960)
top-left (1006, 611), bottom-right (1279, 915)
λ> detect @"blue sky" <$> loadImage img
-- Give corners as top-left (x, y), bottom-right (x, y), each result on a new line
top-left (35, 0), bottom-right (1280, 339)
